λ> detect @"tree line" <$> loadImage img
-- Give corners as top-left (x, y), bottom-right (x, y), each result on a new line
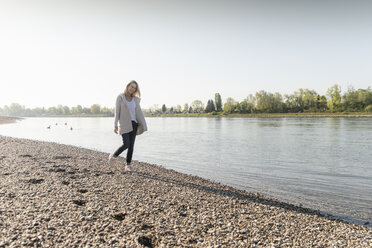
top-left (147, 84), bottom-right (372, 114)
top-left (2, 84), bottom-right (372, 117)
top-left (0, 104), bottom-right (114, 117)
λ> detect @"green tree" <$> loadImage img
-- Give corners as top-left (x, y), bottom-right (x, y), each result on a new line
top-left (176, 105), bottom-right (182, 113)
top-left (223, 97), bottom-right (239, 113)
top-left (101, 107), bottom-right (113, 116)
top-left (205, 99), bottom-right (216, 113)
top-left (290, 89), bottom-right (312, 112)
top-left (8, 103), bottom-right (25, 116)
top-left (273, 92), bottom-right (284, 113)
top-left (343, 87), bottom-right (358, 111)
top-left (215, 93), bottom-right (222, 112)
top-left (4, 105), bottom-right (10, 116)
top-left (55, 105), bottom-right (64, 115)
top-left (32, 107), bottom-right (47, 116)
top-left (191, 100), bottom-right (204, 113)
top-left (82, 107), bottom-right (91, 114)
top-left (183, 103), bottom-right (189, 113)
top-left (360, 87), bottom-right (372, 107)
top-left (63, 106), bottom-right (71, 115)
top-left (366, 105), bottom-right (372, 112)
top-left (90, 104), bottom-right (101, 115)
top-left (76, 105), bottom-right (83, 114)
top-left (246, 94), bottom-right (257, 113)
top-left (70, 107), bottom-right (78, 115)
top-left (327, 84), bottom-right (342, 111)
top-left (343, 87), bottom-right (372, 111)
top-left (47, 107), bottom-right (57, 115)
top-left (316, 95), bottom-right (328, 112)
top-left (255, 91), bottom-right (276, 113)
top-left (239, 100), bottom-right (249, 113)
top-left (149, 104), bottom-right (160, 114)
top-left (162, 104), bottom-right (167, 113)
top-left (285, 89), bottom-right (320, 113)
top-left (293, 89), bottom-right (305, 112)
top-left (24, 108), bottom-right (35, 117)
top-left (302, 89), bottom-right (318, 111)
top-left (284, 94), bottom-right (298, 113)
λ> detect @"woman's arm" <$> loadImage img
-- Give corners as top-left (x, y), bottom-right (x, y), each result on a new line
top-left (114, 95), bottom-right (121, 133)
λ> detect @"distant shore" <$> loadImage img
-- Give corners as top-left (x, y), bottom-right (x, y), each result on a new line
top-left (144, 112), bottom-right (372, 118)
top-left (0, 135), bottom-right (371, 247)
top-left (3, 112), bottom-right (372, 119)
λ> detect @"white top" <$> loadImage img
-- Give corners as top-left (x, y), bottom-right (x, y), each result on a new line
top-left (114, 94), bottom-right (147, 135)
top-left (125, 98), bottom-right (137, 122)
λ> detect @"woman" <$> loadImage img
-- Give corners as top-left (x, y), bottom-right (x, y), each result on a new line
top-left (108, 80), bottom-right (147, 171)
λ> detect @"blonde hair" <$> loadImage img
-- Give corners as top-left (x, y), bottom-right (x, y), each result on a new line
top-left (124, 80), bottom-right (141, 98)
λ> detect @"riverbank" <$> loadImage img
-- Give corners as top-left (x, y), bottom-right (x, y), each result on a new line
top-left (145, 112), bottom-right (372, 118)
top-left (3, 112), bottom-right (372, 119)
top-left (0, 116), bottom-right (22, 124)
top-left (0, 135), bottom-right (371, 247)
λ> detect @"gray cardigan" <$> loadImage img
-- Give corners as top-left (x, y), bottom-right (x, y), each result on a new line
top-left (114, 93), bottom-right (147, 135)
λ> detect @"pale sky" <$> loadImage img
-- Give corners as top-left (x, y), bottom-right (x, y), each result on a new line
top-left (1, 0), bottom-right (371, 109)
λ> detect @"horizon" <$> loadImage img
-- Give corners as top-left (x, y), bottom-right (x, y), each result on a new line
top-left (1, 83), bottom-right (372, 111)
top-left (1, 0), bottom-right (372, 109)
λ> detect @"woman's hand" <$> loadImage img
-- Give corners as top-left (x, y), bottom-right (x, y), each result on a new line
top-left (114, 126), bottom-right (118, 134)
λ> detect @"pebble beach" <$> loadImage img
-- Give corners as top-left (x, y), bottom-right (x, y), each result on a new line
top-left (1, 132), bottom-right (372, 247)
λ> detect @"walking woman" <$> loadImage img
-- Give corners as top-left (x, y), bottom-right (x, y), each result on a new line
top-left (108, 80), bottom-right (147, 171)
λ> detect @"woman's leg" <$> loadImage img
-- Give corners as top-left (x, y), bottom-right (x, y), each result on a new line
top-left (113, 132), bottom-right (130, 157)
top-left (126, 121), bottom-right (138, 164)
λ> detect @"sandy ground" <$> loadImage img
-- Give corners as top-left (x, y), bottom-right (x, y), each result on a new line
top-left (0, 135), bottom-right (371, 247)
top-left (0, 117), bottom-right (22, 125)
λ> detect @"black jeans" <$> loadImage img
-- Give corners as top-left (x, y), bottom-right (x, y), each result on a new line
top-left (113, 121), bottom-right (138, 164)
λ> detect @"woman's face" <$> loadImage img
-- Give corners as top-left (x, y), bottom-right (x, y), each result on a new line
top-left (128, 83), bottom-right (137, 95)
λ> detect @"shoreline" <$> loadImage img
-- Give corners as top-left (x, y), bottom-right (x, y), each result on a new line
top-left (3, 113), bottom-right (372, 119)
top-left (144, 113), bottom-right (372, 118)
top-left (1, 135), bottom-right (371, 247)
top-left (0, 116), bottom-right (22, 124)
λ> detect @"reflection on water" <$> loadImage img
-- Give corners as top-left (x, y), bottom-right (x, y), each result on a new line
top-left (0, 117), bottom-right (371, 225)
top-left (327, 117), bottom-right (343, 130)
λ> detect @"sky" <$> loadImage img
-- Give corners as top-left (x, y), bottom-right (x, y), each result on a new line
top-left (1, 0), bottom-right (372, 109)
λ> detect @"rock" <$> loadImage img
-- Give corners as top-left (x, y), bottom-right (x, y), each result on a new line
top-left (112, 213), bottom-right (126, 221)
top-left (28, 178), bottom-right (44, 184)
top-left (140, 224), bottom-right (153, 230)
top-left (72, 200), bottom-right (86, 206)
top-left (137, 236), bottom-right (154, 248)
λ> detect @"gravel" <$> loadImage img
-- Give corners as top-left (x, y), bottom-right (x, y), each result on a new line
top-left (0, 135), bottom-right (371, 247)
